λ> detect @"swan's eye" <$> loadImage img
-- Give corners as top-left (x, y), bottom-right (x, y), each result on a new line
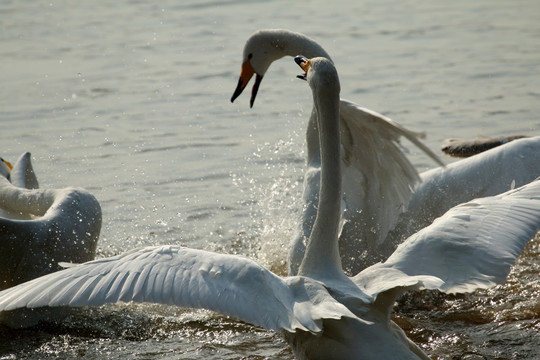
top-left (248, 53), bottom-right (253, 60)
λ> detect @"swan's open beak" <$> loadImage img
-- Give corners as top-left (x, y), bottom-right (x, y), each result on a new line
top-left (295, 55), bottom-right (311, 81)
top-left (230, 59), bottom-right (263, 108)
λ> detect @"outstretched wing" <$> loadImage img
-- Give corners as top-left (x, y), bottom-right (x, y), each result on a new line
top-left (354, 178), bottom-right (540, 298)
top-left (0, 245), bottom-right (354, 333)
top-left (337, 100), bottom-right (443, 269)
top-left (403, 136), bottom-right (540, 237)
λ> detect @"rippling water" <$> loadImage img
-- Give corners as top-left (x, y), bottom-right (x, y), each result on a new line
top-left (1, 0), bottom-right (539, 359)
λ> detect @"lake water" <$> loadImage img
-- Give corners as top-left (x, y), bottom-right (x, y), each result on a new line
top-left (1, 0), bottom-right (539, 359)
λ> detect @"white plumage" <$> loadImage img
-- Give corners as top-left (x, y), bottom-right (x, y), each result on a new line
top-left (357, 180), bottom-right (540, 295)
top-left (0, 58), bottom-right (538, 360)
top-left (231, 29), bottom-right (443, 275)
top-left (232, 29), bottom-right (540, 275)
top-left (394, 136), bottom-right (540, 244)
top-left (0, 152), bottom-right (102, 290)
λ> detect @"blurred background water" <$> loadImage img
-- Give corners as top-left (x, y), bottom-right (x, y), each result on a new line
top-left (1, 0), bottom-right (539, 359)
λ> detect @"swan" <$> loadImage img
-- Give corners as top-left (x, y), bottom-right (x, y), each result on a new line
top-left (1, 58), bottom-right (539, 360)
top-left (0, 152), bottom-right (102, 290)
top-left (231, 29), bottom-right (444, 275)
top-left (231, 29), bottom-right (540, 275)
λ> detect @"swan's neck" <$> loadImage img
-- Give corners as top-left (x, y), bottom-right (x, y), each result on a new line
top-left (253, 30), bottom-right (333, 168)
top-left (276, 31), bottom-right (332, 60)
top-left (275, 30), bottom-right (331, 168)
top-left (268, 30), bottom-right (331, 168)
top-left (254, 30), bottom-right (333, 81)
top-left (0, 178), bottom-right (55, 216)
top-left (306, 108), bottom-right (321, 167)
top-left (298, 84), bottom-right (342, 279)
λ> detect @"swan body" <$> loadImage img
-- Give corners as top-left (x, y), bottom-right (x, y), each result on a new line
top-left (0, 152), bottom-right (102, 290)
top-left (1, 58), bottom-right (539, 360)
top-left (231, 29), bottom-right (443, 275)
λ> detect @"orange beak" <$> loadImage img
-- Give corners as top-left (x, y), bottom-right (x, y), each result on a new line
top-left (295, 55), bottom-right (311, 80)
top-left (230, 59), bottom-right (263, 108)
top-left (1, 158), bottom-right (13, 170)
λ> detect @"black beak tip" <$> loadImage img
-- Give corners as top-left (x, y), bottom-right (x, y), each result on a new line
top-left (294, 55), bottom-right (307, 66)
top-left (249, 74), bottom-right (263, 109)
top-left (231, 78), bottom-right (245, 104)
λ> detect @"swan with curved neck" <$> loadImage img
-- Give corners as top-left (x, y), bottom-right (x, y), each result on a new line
top-left (231, 29), bottom-right (540, 276)
top-left (1, 58), bottom-right (539, 360)
top-left (232, 29), bottom-right (444, 275)
top-left (0, 152), bottom-right (102, 290)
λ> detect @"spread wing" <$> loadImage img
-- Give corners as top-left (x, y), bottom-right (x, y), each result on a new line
top-left (290, 100), bottom-right (444, 275)
top-left (354, 178), bottom-right (540, 299)
top-left (337, 100), bottom-right (443, 272)
top-left (0, 245), bottom-right (355, 333)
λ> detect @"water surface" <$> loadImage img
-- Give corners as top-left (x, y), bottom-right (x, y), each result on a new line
top-left (1, 0), bottom-right (539, 358)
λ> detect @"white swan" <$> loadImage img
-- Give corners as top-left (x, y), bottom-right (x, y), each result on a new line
top-left (0, 152), bottom-right (102, 290)
top-left (231, 29), bottom-right (444, 275)
top-left (232, 29), bottom-right (540, 275)
top-left (1, 58), bottom-right (539, 360)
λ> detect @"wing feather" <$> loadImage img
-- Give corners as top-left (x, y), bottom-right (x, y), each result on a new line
top-left (0, 246), bottom-right (355, 333)
top-left (354, 179), bottom-right (540, 296)
top-left (338, 100), bottom-right (443, 249)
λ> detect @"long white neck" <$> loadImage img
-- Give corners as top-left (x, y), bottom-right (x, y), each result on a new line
top-left (276, 30), bottom-right (332, 61)
top-left (269, 30), bottom-right (330, 167)
top-left (268, 30), bottom-right (332, 167)
top-left (251, 30), bottom-right (334, 167)
top-left (0, 177), bottom-right (55, 217)
top-left (298, 75), bottom-right (342, 279)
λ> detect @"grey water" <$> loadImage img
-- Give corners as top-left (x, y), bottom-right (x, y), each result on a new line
top-left (1, 0), bottom-right (539, 359)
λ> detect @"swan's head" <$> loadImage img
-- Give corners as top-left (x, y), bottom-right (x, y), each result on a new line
top-left (230, 30), bottom-right (288, 108)
top-left (231, 29), bottom-right (331, 108)
top-left (0, 157), bottom-right (13, 179)
top-left (295, 56), bottom-right (340, 97)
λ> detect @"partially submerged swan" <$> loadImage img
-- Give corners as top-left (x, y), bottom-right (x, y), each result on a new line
top-left (1, 58), bottom-right (539, 360)
top-left (0, 152), bottom-right (102, 290)
top-left (231, 29), bottom-right (444, 275)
